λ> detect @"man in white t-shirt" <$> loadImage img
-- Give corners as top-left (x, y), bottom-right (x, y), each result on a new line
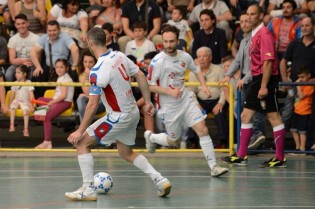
top-left (145, 24), bottom-right (228, 177)
top-left (6, 13), bottom-right (39, 81)
top-left (65, 27), bottom-right (171, 201)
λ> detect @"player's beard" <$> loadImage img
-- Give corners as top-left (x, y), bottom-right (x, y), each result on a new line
top-left (165, 47), bottom-right (177, 55)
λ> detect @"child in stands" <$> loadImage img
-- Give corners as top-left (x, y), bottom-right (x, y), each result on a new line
top-left (167, 6), bottom-right (193, 51)
top-left (290, 66), bottom-right (314, 154)
top-left (9, 65), bottom-right (35, 137)
top-left (35, 59), bottom-right (74, 149)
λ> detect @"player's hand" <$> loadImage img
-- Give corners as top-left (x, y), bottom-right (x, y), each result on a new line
top-left (236, 80), bottom-right (245, 89)
top-left (169, 88), bottom-right (183, 99)
top-left (143, 102), bottom-right (155, 117)
top-left (258, 87), bottom-right (268, 99)
top-left (67, 130), bottom-right (84, 145)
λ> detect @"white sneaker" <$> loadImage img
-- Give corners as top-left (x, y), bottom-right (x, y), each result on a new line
top-left (144, 130), bottom-right (156, 153)
top-left (311, 144), bottom-right (315, 150)
top-left (155, 177), bottom-right (171, 197)
top-left (65, 185), bottom-right (97, 201)
top-left (211, 164), bottom-right (229, 177)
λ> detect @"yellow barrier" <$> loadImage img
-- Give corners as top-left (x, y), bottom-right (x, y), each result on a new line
top-left (0, 81), bottom-right (234, 155)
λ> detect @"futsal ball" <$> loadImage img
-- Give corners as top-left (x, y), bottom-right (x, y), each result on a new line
top-left (94, 172), bottom-right (113, 194)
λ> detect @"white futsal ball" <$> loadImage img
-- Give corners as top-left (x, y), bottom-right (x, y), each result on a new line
top-left (94, 172), bottom-right (113, 194)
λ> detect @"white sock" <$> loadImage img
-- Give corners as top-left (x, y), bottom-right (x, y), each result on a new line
top-left (133, 154), bottom-right (161, 182)
top-left (199, 135), bottom-right (217, 169)
top-left (150, 133), bottom-right (169, 146)
top-left (78, 153), bottom-right (94, 187)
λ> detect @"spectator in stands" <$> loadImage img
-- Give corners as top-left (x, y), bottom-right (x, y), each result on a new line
top-left (308, 0), bottom-right (315, 19)
top-left (13, 0), bottom-right (46, 35)
top-left (290, 66), bottom-right (314, 153)
top-left (280, 16), bottom-right (315, 136)
top-left (191, 9), bottom-right (227, 65)
top-left (77, 50), bottom-right (105, 122)
top-left (88, 0), bottom-right (122, 36)
top-left (125, 21), bottom-right (156, 63)
top-left (30, 20), bottom-right (79, 98)
top-left (165, 0), bottom-right (195, 20)
top-left (119, 0), bottom-right (162, 53)
top-left (101, 23), bottom-right (120, 51)
top-left (0, 0), bottom-right (11, 26)
top-left (221, 55), bottom-right (238, 107)
top-left (264, 0), bottom-right (309, 24)
top-left (35, 58), bottom-right (74, 149)
top-left (188, 47), bottom-right (228, 147)
top-left (0, 35), bottom-right (7, 74)
top-left (6, 14), bottom-right (39, 82)
top-left (9, 65), bottom-right (35, 137)
top-left (48, 0), bottom-right (89, 48)
top-left (230, 0), bottom-right (265, 19)
top-left (188, 0), bottom-right (233, 41)
top-left (0, 71), bottom-right (8, 115)
top-left (267, 0), bottom-right (302, 61)
top-left (167, 6), bottom-right (194, 51)
top-left (231, 11), bottom-right (250, 57)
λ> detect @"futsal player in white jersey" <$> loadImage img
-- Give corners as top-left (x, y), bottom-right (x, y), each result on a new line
top-left (144, 24), bottom-right (228, 177)
top-left (65, 27), bottom-right (171, 201)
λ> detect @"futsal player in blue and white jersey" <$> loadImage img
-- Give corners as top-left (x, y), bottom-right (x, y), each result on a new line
top-left (65, 27), bottom-right (171, 201)
top-left (144, 24), bottom-right (228, 177)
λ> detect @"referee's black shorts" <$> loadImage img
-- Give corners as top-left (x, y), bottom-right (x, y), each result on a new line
top-left (244, 75), bottom-right (279, 113)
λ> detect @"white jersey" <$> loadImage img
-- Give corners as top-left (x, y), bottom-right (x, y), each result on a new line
top-left (89, 50), bottom-right (138, 113)
top-left (148, 50), bottom-right (200, 113)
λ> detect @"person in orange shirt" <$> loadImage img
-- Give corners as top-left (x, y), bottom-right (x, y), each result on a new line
top-left (290, 66), bottom-right (314, 154)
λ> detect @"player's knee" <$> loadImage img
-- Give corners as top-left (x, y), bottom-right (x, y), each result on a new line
top-left (241, 112), bottom-right (251, 123)
top-left (195, 126), bottom-right (208, 137)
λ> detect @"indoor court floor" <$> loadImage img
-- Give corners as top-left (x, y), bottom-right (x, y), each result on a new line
top-left (0, 151), bottom-right (314, 209)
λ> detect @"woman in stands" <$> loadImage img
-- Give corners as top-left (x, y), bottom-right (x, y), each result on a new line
top-left (48, 0), bottom-right (89, 48)
top-left (88, 0), bottom-right (122, 35)
top-left (13, 0), bottom-right (46, 35)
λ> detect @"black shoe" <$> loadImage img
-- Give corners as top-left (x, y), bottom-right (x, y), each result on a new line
top-left (221, 154), bottom-right (248, 166)
top-left (259, 157), bottom-right (287, 168)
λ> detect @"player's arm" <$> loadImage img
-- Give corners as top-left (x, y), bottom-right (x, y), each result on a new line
top-left (149, 85), bottom-right (178, 97)
top-left (134, 70), bottom-right (155, 117)
top-left (134, 70), bottom-right (151, 105)
top-left (68, 93), bottom-right (100, 145)
top-left (259, 60), bottom-right (272, 98)
top-left (195, 71), bottom-right (211, 96)
top-left (78, 94), bottom-right (100, 133)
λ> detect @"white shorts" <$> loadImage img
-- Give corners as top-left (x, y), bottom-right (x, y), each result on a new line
top-left (158, 101), bottom-right (206, 141)
top-left (86, 106), bottom-right (140, 146)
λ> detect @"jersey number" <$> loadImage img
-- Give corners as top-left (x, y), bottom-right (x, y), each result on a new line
top-left (118, 64), bottom-right (129, 81)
